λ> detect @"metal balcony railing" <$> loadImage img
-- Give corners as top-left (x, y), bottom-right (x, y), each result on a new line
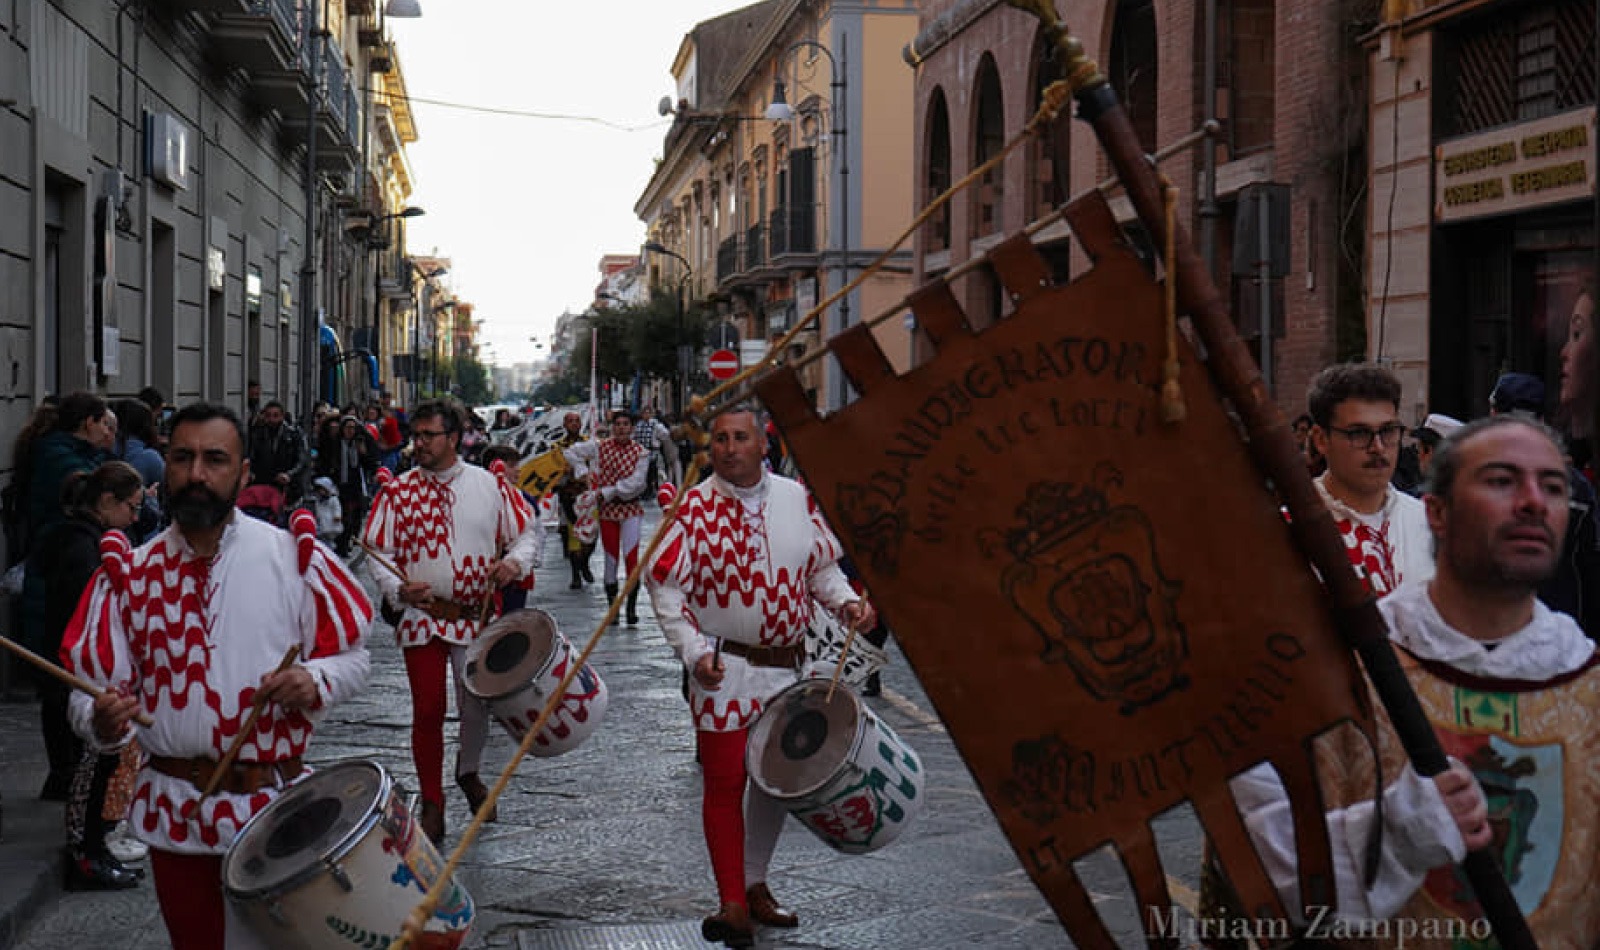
top-left (263, 0), bottom-right (298, 40)
top-left (322, 41), bottom-right (348, 127)
top-left (744, 223), bottom-right (765, 272)
top-left (769, 205), bottom-right (816, 257)
top-left (716, 235), bottom-right (741, 283)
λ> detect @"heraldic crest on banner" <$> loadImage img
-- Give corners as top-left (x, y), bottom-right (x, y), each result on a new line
top-left (979, 464), bottom-right (1188, 715)
top-left (755, 191), bottom-right (1376, 948)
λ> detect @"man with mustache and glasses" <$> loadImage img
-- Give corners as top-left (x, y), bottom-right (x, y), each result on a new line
top-left (361, 398), bottom-right (542, 845)
top-left (1220, 415), bottom-right (1600, 945)
top-left (60, 403), bottom-right (372, 949)
top-left (1306, 362), bottom-right (1435, 596)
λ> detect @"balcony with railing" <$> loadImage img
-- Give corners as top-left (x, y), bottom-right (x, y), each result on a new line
top-left (311, 41), bottom-right (360, 171)
top-left (768, 204), bottom-right (816, 259)
top-left (743, 223), bottom-right (765, 272)
top-left (210, 0), bottom-right (302, 74)
top-left (716, 235), bottom-right (741, 284)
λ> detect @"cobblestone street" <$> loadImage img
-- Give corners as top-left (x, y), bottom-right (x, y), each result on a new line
top-left (1, 518), bottom-right (1204, 948)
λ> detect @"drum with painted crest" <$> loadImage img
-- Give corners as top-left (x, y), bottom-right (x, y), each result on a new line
top-left (463, 607), bottom-right (609, 756)
top-left (222, 759), bottom-right (475, 950)
top-left (746, 678), bottom-right (924, 854)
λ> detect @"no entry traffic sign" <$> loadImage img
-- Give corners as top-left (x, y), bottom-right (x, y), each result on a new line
top-left (707, 348), bottom-right (739, 381)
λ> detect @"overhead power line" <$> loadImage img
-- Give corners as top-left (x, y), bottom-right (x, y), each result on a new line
top-left (367, 88), bottom-right (668, 132)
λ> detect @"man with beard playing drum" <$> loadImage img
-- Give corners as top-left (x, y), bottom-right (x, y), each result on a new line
top-left (646, 403), bottom-right (875, 948)
top-left (62, 403), bottom-right (372, 949)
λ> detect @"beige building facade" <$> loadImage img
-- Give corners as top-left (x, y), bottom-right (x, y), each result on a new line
top-left (1367, 0), bottom-right (1597, 428)
top-left (636, 0), bottom-right (920, 412)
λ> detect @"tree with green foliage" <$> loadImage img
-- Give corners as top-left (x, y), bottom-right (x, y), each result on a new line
top-left (559, 291), bottom-right (712, 408)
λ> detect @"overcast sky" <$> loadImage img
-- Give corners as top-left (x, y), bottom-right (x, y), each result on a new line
top-left (386, 1), bottom-right (741, 368)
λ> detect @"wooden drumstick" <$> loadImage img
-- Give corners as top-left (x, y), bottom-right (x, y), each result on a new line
top-left (0, 635), bottom-right (154, 727)
top-left (357, 540), bottom-right (408, 584)
top-left (197, 645), bottom-right (301, 803)
top-left (825, 616), bottom-right (863, 703)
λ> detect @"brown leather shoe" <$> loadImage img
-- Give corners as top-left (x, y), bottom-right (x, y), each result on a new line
top-left (419, 799), bottom-right (445, 846)
top-left (456, 772), bottom-right (498, 822)
top-left (746, 882), bottom-right (799, 928)
top-left (700, 902), bottom-right (754, 947)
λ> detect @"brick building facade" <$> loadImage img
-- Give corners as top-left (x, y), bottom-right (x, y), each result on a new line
top-left (907, 0), bottom-right (1374, 416)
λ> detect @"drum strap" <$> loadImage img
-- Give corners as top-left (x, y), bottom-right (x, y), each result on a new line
top-left (718, 640), bottom-right (804, 670)
top-left (149, 754), bottom-right (304, 795)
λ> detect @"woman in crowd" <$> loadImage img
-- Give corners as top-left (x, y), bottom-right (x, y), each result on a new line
top-left (111, 398), bottom-right (164, 542)
top-left (319, 415), bottom-right (379, 555)
top-left (21, 393), bottom-right (115, 800)
top-left (31, 461), bottom-right (147, 889)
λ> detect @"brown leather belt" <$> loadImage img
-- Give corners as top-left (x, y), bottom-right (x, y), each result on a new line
top-left (150, 755), bottom-right (305, 795)
top-left (422, 600), bottom-right (481, 623)
top-left (719, 640), bottom-right (804, 670)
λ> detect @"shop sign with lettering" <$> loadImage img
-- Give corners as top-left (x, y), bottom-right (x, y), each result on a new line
top-left (1435, 107), bottom-right (1596, 223)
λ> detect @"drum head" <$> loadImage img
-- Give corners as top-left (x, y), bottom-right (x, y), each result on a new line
top-left (748, 680), bottom-right (860, 800)
top-left (464, 608), bottom-right (559, 700)
top-left (223, 760), bottom-right (387, 898)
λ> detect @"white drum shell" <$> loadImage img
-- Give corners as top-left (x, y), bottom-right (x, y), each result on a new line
top-left (747, 680), bottom-right (925, 855)
top-left (223, 763), bottom-right (475, 950)
top-left (464, 610), bottom-right (609, 757)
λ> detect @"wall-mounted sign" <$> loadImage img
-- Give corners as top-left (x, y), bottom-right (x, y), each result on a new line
top-left (145, 111), bottom-right (191, 191)
top-left (1435, 106), bottom-right (1595, 223)
top-left (207, 246), bottom-right (225, 292)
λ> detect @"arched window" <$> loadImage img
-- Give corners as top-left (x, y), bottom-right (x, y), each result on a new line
top-left (1110, 0), bottom-right (1158, 155)
top-left (972, 55), bottom-right (1005, 237)
top-left (925, 89), bottom-right (952, 254)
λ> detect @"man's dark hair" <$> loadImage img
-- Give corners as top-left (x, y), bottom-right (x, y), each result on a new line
top-left (1306, 363), bottom-right (1402, 428)
top-left (110, 398), bottom-right (157, 448)
top-left (136, 386), bottom-right (165, 413)
top-left (53, 391), bottom-right (108, 434)
top-left (261, 400), bottom-right (286, 415)
top-left (481, 444), bottom-right (521, 469)
top-left (610, 409), bottom-right (636, 425)
top-left (412, 398), bottom-right (466, 435)
top-left (169, 402), bottom-right (248, 456)
top-left (1426, 414), bottom-right (1566, 501)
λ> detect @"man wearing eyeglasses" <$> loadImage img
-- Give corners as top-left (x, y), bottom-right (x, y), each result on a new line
top-left (1306, 362), bottom-right (1435, 596)
top-left (361, 398), bottom-right (542, 844)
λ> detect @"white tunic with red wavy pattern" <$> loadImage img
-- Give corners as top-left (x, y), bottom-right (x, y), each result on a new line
top-left (361, 460), bottom-right (541, 647)
top-left (563, 438), bottom-right (648, 522)
top-left (60, 512), bottom-right (372, 855)
top-left (647, 471), bottom-right (858, 731)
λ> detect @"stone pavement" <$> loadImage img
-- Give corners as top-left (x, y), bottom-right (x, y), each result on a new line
top-left (0, 517), bottom-right (1205, 949)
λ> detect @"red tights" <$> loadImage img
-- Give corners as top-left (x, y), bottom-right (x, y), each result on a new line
top-left (698, 729), bottom-right (750, 907)
top-left (151, 849), bottom-right (226, 950)
top-left (404, 637), bottom-right (452, 806)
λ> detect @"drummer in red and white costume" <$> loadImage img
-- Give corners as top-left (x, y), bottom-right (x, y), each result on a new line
top-left (647, 404), bottom-right (874, 948)
top-left (361, 398), bottom-right (542, 844)
top-left (563, 409), bottom-right (650, 624)
top-left (63, 403), bottom-right (372, 950)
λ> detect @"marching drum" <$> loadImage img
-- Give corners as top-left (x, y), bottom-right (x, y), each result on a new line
top-left (746, 678), bottom-right (924, 855)
top-left (463, 608), bottom-right (609, 756)
top-left (222, 760), bottom-right (475, 950)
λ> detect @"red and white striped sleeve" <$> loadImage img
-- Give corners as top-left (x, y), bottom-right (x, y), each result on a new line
top-left (293, 510), bottom-right (371, 709)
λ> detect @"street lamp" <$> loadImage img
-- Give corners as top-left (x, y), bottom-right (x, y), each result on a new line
top-left (410, 260), bottom-right (446, 404)
top-left (642, 240), bottom-right (691, 416)
top-left (369, 205), bottom-right (424, 400)
top-left (767, 37), bottom-right (850, 409)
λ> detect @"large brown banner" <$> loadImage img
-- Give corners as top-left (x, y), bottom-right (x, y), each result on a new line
top-left (756, 193), bottom-right (1373, 948)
